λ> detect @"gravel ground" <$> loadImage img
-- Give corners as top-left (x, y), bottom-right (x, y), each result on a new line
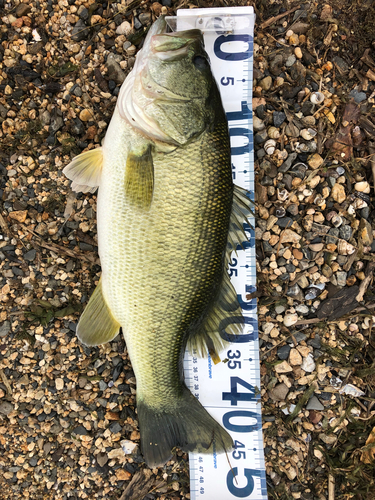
top-left (0, 0), bottom-right (375, 499)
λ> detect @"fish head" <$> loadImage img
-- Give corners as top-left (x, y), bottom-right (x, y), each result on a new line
top-left (117, 17), bottom-right (218, 146)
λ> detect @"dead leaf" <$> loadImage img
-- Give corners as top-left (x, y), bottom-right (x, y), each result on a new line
top-left (361, 426), bottom-right (375, 464)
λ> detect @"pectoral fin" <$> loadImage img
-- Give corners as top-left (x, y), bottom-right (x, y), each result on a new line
top-left (125, 146), bottom-right (154, 210)
top-left (76, 278), bottom-right (120, 346)
top-left (63, 147), bottom-right (103, 193)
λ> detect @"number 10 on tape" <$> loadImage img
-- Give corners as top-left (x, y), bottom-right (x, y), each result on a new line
top-left (169, 7), bottom-right (268, 500)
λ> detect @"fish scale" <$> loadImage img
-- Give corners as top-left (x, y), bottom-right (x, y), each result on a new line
top-left (99, 110), bottom-right (233, 403)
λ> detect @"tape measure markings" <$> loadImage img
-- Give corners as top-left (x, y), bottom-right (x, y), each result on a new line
top-left (175, 8), bottom-right (267, 500)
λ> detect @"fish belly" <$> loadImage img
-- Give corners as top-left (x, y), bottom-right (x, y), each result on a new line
top-left (98, 111), bottom-right (232, 408)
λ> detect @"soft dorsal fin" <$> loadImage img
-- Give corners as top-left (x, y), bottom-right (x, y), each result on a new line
top-left (63, 147), bottom-right (103, 193)
top-left (187, 184), bottom-right (254, 361)
top-left (76, 278), bottom-right (120, 346)
top-left (228, 185), bottom-right (254, 251)
top-left (125, 145), bottom-right (154, 210)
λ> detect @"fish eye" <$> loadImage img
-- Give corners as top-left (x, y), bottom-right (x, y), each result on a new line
top-left (193, 55), bottom-right (209, 71)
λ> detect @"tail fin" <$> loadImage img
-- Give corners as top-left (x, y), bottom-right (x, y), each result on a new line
top-left (137, 386), bottom-right (233, 468)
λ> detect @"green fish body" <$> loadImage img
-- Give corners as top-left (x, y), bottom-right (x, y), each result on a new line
top-left (63, 16), bottom-right (251, 467)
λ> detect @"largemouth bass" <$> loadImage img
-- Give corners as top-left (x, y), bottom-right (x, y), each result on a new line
top-left (63, 16), bottom-right (252, 468)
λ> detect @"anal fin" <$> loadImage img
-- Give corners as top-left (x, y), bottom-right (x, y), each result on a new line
top-left (76, 278), bottom-right (120, 346)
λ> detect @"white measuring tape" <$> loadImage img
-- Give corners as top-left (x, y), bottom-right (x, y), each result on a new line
top-left (165, 8), bottom-right (268, 500)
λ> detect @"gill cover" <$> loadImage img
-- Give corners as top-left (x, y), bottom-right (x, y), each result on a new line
top-left (116, 17), bottom-right (215, 146)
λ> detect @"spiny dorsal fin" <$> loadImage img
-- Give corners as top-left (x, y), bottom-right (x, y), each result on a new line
top-left (76, 278), bottom-right (120, 346)
top-left (63, 147), bottom-right (103, 193)
top-left (125, 146), bottom-right (154, 210)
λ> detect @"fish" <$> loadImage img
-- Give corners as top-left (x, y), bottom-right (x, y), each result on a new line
top-left (63, 15), bottom-right (252, 468)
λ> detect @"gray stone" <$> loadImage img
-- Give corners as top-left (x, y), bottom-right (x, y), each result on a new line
top-left (349, 89), bottom-right (366, 103)
top-left (134, 17), bottom-right (142, 30)
top-left (72, 425), bottom-right (88, 436)
top-left (139, 12), bottom-right (151, 25)
top-left (293, 332), bottom-right (307, 343)
top-left (50, 110), bottom-right (63, 134)
top-left (73, 86), bottom-right (82, 97)
top-left (254, 129), bottom-right (268, 144)
top-left (96, 452), bottom-right (108, 467)
top-left (277, 217), bottom-right (293, 228)
top-left (339, 225), bottom-right (352, 241)
top-left (277, 345), bottom-right (291, 360)
top-left (336, 271), bottom-right (347, 287)
top-left (279, 152), bottom-right (298, 173)
top-left (24, 249), bottom-right (36, 262)
top-left (327, 176), bottom-right (336, 188)
top-left (308, 334), bottom-right (321, 349)
top-left (360, 207), bottom-right (370, 219)
top-left (106, 53), bottom-right (126, 84)
top-left (285, 54), bottom-right (296, 67)
top-left (270, 383), bottom-right (289, 401)
top-left (326, 227), bottom-right (340, 244)
top-left (78, 6), bottom-right (88, 20)
top-left (295, 304), bottom-right (309, 315)
top-left (0, 321), bottom-right (10, 337)
top-left (109, 422), bottom-right (122, 434)
top-left (332, 56), bottom-right (349, 73)
top-left (306, 396), bottom-right (324, 411)
top-left (99, 380), bottom-right (107, 391)
top-left (287, 284), bottom-right (304, 301)
top-left (29, 457), bottom-right (38, 467)
top-left (272, 111), bottom-right (286, 128)
top-left (72, 20), bottom-right (89, 42)
top-left (0, 401), bottom-right (14, 415)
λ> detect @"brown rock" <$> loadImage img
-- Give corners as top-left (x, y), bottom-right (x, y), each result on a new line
top-left (309, 410), bottom-right (323, 424)
top-left (280, 229), bottom-right (301, 244)
top-left (151, 2), bottom-right (163, 16)
top-left (275, 360), bottom-right (293, 373)
top-left (289, 348), bottom-right (302, 366)
top-left (320, 4), bottom-right (332, 21)
top-left (79, 109), bottom-right (93, 122)
top-left (116, 469), bottom-right (132, 481)
top-left (105, 411), bottom-right (120, 420)
top-left (359, 218), bottom-right (373, 246)
top-left (84, 125), bottom-right (97, 140)
top-left (15, 3), bottom-right (31, 17)
top-left (11, 18), bottom-right (23, 28)
top-left (331, 184), bottom-right (346, 204)
top-left (308, 153), bottom-right (324, 169)
top-left (9, 210), bottom-right (27, 223)
top-left (309, 243), bottom-right (324, 252)
top-left (256, 182), bottom-right (268, 204)
top-left (293, 248), bottom-right (303, 259)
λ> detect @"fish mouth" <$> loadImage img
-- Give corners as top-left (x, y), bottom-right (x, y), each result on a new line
top-left (150, 29), bottom-right (204, 61)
